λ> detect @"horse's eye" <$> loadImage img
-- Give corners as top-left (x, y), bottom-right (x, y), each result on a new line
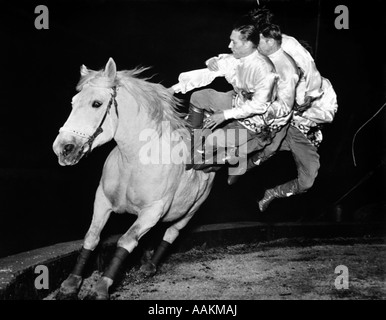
top-left (92, 101), bottom-right (103, 108)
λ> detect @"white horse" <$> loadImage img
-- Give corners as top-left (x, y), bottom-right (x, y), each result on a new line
top-left (52, 58), bottom-right (215, 299)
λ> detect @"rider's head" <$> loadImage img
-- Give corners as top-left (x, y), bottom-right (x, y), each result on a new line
top-left (257, 23), bottom-right (282, 56)
top-left (228, 16), bottom-right (259, 59)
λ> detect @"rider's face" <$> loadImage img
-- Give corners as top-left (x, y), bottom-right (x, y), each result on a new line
top-left (228, 30), bottom-right (254, 59)
top-left (258, 35), bottom-right (273, 56)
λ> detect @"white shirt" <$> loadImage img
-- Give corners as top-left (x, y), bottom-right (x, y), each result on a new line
top-left (293, 77), bottom-right (338, 126)
top-left (282, 34), bottom-right (323, 105)
top-left (173, 50), bottom-right (278, 132)
top-left (263, 48), bottom-right (299, 128)
top-left (292, 77), bottom-right (338, 145)
top-left (282, 35), bottom-right (338, 145)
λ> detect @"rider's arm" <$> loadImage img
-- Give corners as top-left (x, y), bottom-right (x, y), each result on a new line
top-left (223, 71), bottom-right (278, 120)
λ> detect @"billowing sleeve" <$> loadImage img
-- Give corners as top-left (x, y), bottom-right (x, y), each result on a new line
top-left (172, 54), bottom-right (238, 94)
top-left (295, 60), bottom-right (323, 105)
top-left (281, 35), bottom-right (323, 105)
top-left (223, 71), bottom-right (278, 120)
top-left (302, 78), bottom-right (338, 124)
top-left (172, 68), bottom-right (219, 94)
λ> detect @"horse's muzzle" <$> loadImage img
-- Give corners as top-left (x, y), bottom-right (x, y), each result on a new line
top-left (53, 134), bottom-right (89, 166)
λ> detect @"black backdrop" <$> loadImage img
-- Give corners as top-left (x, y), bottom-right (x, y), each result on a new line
top-left (1, 0), bottom-right (385, 258)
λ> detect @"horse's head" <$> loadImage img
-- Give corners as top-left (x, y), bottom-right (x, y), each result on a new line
top-left (53, 58), bottom-right (119, 166)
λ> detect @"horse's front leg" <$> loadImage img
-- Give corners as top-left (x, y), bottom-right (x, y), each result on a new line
top-left (56, 186), bottom-right (112, 300)
top-left (85, 201), bottom-right (164, 300)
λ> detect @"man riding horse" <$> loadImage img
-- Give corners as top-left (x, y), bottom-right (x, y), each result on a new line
top-left (172, 15), bottom-right (293, 173)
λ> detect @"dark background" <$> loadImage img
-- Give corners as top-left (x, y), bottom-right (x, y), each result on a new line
top-left (1, 0), bottom-right (385, 258)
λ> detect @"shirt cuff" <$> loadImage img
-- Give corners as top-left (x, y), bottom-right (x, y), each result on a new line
top-left (172, 83), bottom-right (183, 94)
top-left (223, 109), bottom-right (235, 120)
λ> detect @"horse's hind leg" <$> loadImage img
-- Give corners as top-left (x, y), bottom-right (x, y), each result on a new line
top-left (56, 186), bottom-right (112, 300)
top-left (140, 206), bottom-right (201, 277)
top-left (141, 177), bottom-right (215, 276)
top-left (85, 202), bottom-right (164, 300)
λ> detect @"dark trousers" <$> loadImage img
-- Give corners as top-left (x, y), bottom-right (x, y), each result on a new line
top-left (250, 125), bottom-right (320, 192)
top-left (190, 89), bottom-right (277, 163)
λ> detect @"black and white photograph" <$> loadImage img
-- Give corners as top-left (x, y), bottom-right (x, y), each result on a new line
top-left (0, 0), bottom-right (385, 305)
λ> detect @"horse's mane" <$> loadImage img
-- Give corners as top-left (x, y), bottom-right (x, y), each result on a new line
top-left (77, 67), bottom-right (189, 136)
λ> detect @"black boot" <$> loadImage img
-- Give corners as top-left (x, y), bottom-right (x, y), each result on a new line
top-left (227, 156), bottom-right (262, 185)
top-left (258, 180), bottom-right (299, 212)
top-left (227, 157), bottom-right (247, 185)
top-left (186, 103), bottom-right (204, 130)
top-left (185, 104), bottom-right (205, 170)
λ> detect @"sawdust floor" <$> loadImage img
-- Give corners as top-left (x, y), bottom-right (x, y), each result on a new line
top-left (45, 238), bottom-right (386, 300)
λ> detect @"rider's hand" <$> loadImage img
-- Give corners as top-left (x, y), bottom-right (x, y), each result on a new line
top-left (203, 111), bottom-right (225, 130)
top-left (294, 96), bottom-right (313, 114)
top-left (206, 57), bottom-right (219, 72)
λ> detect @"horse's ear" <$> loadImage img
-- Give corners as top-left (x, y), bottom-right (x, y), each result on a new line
top-left (104, 58), bottom-right (117, 80)
top-left (80, 64), bottom-right (89, 77)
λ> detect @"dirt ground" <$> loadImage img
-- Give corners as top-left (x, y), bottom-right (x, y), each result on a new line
top-left (45, 238), bottom-right (386, 300)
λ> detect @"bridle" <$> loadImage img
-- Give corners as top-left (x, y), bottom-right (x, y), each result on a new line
top-left (59, 86), bottom-right (119, 156)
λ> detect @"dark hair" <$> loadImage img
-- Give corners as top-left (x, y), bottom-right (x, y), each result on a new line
top-left (232, 15), bottom-right (260, 47)
top-left (260, 23), bottom-right (282, 45)
top-left (248, 7), bottom-right (275, 31)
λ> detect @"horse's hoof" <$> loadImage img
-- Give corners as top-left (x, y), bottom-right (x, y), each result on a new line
top-left (140, 249), bottom-right (154, 265)
top-left (83, 291), bottom-right (109, 300)
top-left (139, 261), bottom-right (157, 277)
top-left (55, 290), bottom-right (79, 300)
top-left (55, 274), bottom-right (82, 300)
top-left (83, 278), bottom-right (110, 300)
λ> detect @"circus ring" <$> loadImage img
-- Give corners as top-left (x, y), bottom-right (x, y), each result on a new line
top-left (0, 221), bottom-right (385, 300)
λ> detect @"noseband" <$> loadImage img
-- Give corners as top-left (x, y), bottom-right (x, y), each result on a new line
top-left (59, 86), bottom-right (119, 156)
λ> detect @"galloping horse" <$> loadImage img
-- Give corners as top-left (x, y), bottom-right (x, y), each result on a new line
top-left (53, 58), bottom-right (216, 299)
